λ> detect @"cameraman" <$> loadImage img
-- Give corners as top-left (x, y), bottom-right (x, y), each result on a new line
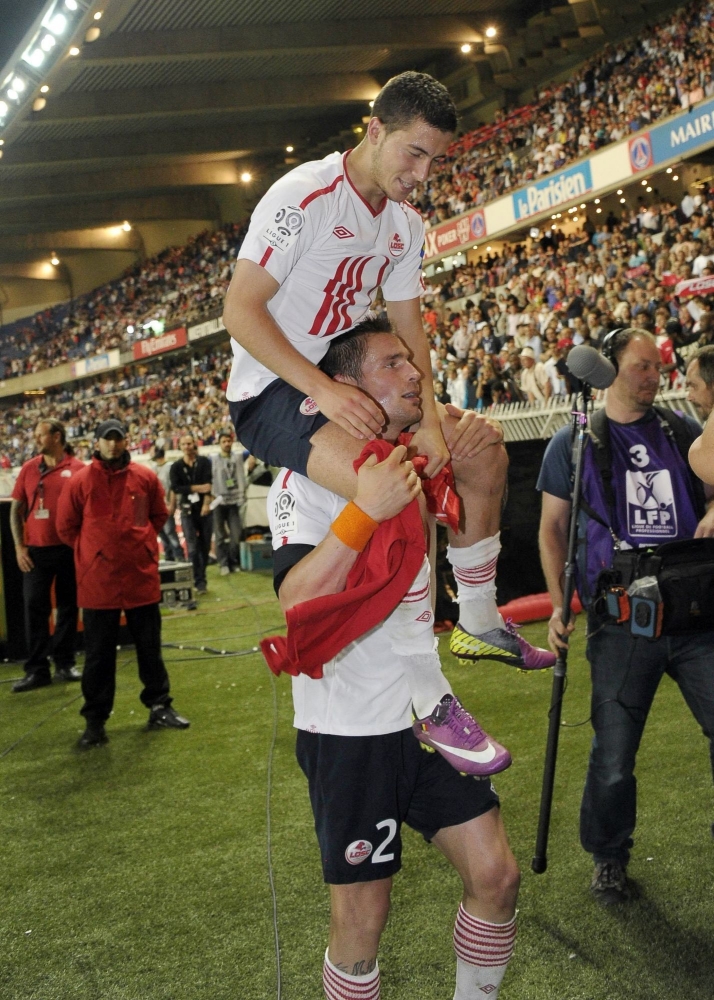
top-left (537, 329), bottom-right (714, 905)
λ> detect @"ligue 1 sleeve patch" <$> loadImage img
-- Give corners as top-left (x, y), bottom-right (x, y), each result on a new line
top-left (273, 489), bottom-right (298, 537)
top-left (262, 205), bottom-right (305, 254)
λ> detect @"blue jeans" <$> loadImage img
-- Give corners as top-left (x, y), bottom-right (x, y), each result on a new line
top-left (580, 615), bottom-right (714, 866)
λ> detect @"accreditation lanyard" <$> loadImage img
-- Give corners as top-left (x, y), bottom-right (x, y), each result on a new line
top-left (29, 460), bottom-right (54, 520)
top-left (184, 458), bottom-right (201, 504)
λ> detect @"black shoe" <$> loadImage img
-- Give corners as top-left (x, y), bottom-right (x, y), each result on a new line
top-left (77, 723), bottom-right (108, 748)
top-left (55, 666), bottom-right (82, 683)
top-left (12, 672), bottom-right (52, 693)
top-left (196, 585), bottom-right (207, 595)
top-left (147, 705), bottom-right (190, 730)
top-left (590, 861), bottom-right (631, 905)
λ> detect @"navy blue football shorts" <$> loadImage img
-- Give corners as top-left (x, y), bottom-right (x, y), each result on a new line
top-left (296, 728), bottom-right (500, 885)
top-left (228, 379), bottom-right (329, 477)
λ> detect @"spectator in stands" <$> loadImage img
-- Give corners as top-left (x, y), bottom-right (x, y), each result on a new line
top-left (170, 433), bottom-right (213, 595)
top-left (9, 419), bottom-right (83, 692)
top-left (519, 347), bottom-right (551, 404)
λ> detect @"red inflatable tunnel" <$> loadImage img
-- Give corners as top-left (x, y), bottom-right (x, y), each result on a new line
top-left (497, 592), bottom-right (582, 624)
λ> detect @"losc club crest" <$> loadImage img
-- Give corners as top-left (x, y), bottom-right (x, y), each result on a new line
top-left (389, 232), bottom-right (405, 256)
top-left (470, 210), bottom-right (486, 240)
top-left (345, 840), bottom-right (373, 865)
top-left (299, 396), bottom-right (321, 416)
top-left (629, 133), bottom-right (653, 172)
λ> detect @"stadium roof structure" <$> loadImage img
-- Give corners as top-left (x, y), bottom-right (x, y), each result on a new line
top-left (0, 0), bottom-right (681, 280)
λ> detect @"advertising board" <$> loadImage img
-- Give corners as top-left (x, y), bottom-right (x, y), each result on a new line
top-left (132, 327), bottom-right (187, 360)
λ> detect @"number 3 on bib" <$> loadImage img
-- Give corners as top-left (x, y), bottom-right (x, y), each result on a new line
top-left (629, 444), bottom-right (650, 468)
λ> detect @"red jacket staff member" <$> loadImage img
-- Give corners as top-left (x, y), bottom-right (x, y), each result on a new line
top-left (10, 419), bottom-right (83, 692)
top-left (56, 419), bottom-right (190, 748)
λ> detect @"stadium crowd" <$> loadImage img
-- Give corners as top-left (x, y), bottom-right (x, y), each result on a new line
top-left (1, 345), bottom-right (234, 468)
top-left (411, 0), bottom-right (714, 226)
top-left (3, 176), bottom-right (714, 468)
top-left (0, 221), bottom-right (246, 381)
top-left (423, 184), bottom-right (714, 407)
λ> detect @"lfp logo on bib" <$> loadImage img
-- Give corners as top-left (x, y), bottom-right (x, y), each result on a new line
top-left (626, 469), bottom-right (677, 538)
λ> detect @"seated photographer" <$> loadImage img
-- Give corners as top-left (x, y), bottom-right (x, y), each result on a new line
top-left (536, 329), bottom-right (714, 905)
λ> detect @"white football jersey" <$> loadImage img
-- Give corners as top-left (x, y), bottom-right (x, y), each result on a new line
top-left (227, 151), bottom-right (425, 402)
top-left (268, 468), bottom-right (435, 736)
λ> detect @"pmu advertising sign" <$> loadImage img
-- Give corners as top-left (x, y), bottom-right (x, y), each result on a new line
top-left (512, 161), bottom-right (593, 221)
top-left (630, 96), bottom-right (714, 170)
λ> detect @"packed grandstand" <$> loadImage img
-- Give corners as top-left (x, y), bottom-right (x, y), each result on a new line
top-left (413, 0), bottom-right (714, 225)
top-left (3, 0), bottom-right (714, 467)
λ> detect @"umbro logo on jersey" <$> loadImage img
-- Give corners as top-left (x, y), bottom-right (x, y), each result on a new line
top-left (479, 987), bottom-right (497, 995)
top-left (345, 840), bottom-right (372, 865)
top-left (333, 225), bottom-right (355, 239)
top-left (389, 232), bottom-right (405, 257)
top-left (415, 611), bottom-right (433, 623)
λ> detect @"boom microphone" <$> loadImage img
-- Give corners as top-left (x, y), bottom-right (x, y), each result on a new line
top-left (566, 345), bottom-right (616, 389)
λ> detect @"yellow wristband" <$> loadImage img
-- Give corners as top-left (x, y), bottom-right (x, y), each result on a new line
top-left (331, 501), bottom-right (379, 552)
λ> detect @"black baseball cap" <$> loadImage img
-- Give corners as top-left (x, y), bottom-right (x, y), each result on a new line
top-left (96, 419), bottom-right (127, 439)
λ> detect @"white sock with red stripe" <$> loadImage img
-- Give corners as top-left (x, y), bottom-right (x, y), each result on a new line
top-left (323, 950), bottom-right (380, 1000)
top-left (453, 905), bottom-right (516, 999)
top-left (447, 534), bottom-right (504, 635)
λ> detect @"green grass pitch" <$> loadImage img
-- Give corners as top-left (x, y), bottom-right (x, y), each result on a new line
top-left (2, 566), bottom-right (713, 999)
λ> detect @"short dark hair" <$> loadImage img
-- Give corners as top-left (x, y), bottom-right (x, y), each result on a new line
top-left (692, 345), bottom-right (714, 387)
top-left (218, 430), bottom-right (233, 441)
top-left (319, 315), bottom-right (394, 381)
top-left (153, 446), bottom-right (165, 459)
top-left (372, 71), bottom-right (457, 135)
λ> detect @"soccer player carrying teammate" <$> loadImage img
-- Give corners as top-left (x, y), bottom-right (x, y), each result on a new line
top-left (223, 71), bottom-right (553, 696)
top-left (268, 320), bottom-right (520, 1000)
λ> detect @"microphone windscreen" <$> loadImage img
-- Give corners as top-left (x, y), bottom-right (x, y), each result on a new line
top-left (566, 345), bottom-right (616, 390)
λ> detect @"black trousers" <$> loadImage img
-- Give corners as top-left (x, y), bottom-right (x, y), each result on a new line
top-left (81, 603), bottom-right (171, 724)
top-left (180, 510), bottom-right (213, 588)
top-left (23, 544), bottom-right (78, 677)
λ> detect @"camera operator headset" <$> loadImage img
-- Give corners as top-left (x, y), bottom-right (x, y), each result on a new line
top-left (536, 325), bottom-right (714, 903)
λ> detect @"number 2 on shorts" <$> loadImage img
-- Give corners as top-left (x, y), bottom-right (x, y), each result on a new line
top-left (372, 818), bottom-right (397, 863)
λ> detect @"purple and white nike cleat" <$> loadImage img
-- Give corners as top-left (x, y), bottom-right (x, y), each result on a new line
top-left (413, 694), bottom-right (511, 776)
top-left (450, 618), bottom-right (556, 670)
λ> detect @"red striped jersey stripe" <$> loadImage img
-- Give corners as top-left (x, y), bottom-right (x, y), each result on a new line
top-left (300, 174), bottom-right (343, 210)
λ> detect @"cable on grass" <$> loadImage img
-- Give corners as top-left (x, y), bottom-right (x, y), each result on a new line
top-left (0, 654), bottom-right (136, 759)
top-left (162, 651), bottom-right (260, 663)
top-left (166, 593), bottom-right (285, 996)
